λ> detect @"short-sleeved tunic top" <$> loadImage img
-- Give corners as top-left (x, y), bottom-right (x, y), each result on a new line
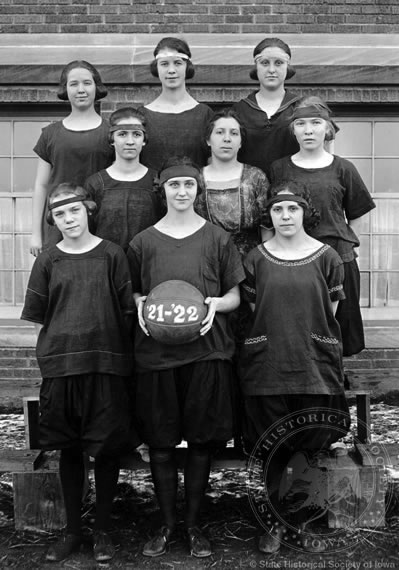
top-left (232, 91), bottom-right (300, 177)
top-left (127, 222), bottom-right (245, 372)
top-left (139, 104), bottom-right (213, 171)
top-left (196, 164), bottom-right (269, 257)
top-left (240, 243), bottom-right (346, 396)
top-left (270, 155), bottom-right (376, 262)
top-left (34, 120), bottom-right (114, 246)
top-left (21, 240), bottom-right (134, 379)
top-left (85, 168), bottom-right (162, 252)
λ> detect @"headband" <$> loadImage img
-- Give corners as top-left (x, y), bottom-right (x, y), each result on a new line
top-left (254, 53), bottom-right (290, 64)
top-left (48, 196), bottom-right (85, 210)
top-left (291, 106), bottom-right (331, 122)
top-left (266, 194), bottom-right (309, 209)
top-left (155, 53), bottom-right (190, 61)
top-left (159, 165), bottom-right (200, 186)
top-left (109, 123), bottom-right (145, 134)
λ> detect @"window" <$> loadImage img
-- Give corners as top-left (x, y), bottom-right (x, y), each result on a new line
top-left (333, 115), bottom-right (399, 319)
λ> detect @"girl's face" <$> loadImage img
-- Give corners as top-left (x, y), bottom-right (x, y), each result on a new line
top-left (207, 117), bottom-right (241, 162)
top-left (270, 197), bottom-right (304, 237)
top-left (156, 49), bottom-right (187, 90)
top-left (66, 67), bottom-right (96, 109)
top-left (255, 47), bottom-right (289, 91)
top-left (50, 194), bottom-right (89, 239)
top-left (112, 117), bottom-right (145, 160)
top-left (164, 176), bottom-right (197, 212)
top-left (293, 117), bottom-right (329, 150)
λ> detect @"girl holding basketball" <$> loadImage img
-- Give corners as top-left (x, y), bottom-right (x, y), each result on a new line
top-left (30, 60), bottom-right (113, 255)
top-left (270, 96), bottom-right (375, 356)
top-left (127, 156), bottom-right (244, 558)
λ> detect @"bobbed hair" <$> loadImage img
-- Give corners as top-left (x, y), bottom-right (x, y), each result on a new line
top-left (249, 36), bottom-right (296, 81)
top-left (108, 106), bottom-right (148, 144)
top-left (154, 155), bottom-right (203, 202)
top-left (46, 183), bottom-right (97, 226)
top-left (290, 95), bottom-right (337, 142)
top-left (57, 60), bottom-right (108, 101)
top-left (150, 37), bottom-right (195, 80)
top-left (204, 107), bottom-right (247, 154)
top-left (263, 180), bottom-right (320, 231)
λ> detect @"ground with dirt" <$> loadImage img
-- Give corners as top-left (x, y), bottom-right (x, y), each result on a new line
top-left (0, 404), bottom-right (398, 569)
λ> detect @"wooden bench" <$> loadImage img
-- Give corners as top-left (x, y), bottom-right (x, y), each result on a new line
top-left (1, 390), bottom-right (393, 532)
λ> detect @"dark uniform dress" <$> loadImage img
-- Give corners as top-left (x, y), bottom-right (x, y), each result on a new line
top-left (21, 240), bottom-right (138, 456)
top-left (127, 222), bottom-right (245, 447)
top-left (270, 155), bottom-right (376, 356)
top-left (33, 120), bottom-right (114, 247)
top-left (85, 168), bottom-right (162, 252)
top-left (240, 243), bottom-right (350, 524)
top-left (232, 91), bottom-right (300, 177)
top-left (139, 104), bottom-right (213, 171)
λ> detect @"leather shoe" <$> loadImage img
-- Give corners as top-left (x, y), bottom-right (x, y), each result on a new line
top-left (142, 526), bottom-right (173, 557)
top-left (187, 526), bottom-right (212, 558)
top-left (258, 525), bottom-right (284, 554)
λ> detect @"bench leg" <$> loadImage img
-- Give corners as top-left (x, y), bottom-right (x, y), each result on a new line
top-left (356, 393), bottom-right (371, 444)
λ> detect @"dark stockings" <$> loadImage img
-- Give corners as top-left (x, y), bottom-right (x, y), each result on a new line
top-left (149, 448), bottom-right (178, 530)
top-left (149, 444), bottom-right (212, 531)
top-left (184, 444), bottom-right (211, 529)
top-left (59, 447), bottom-right (120, 534)
top-left (94, 454), bottom-right (120, 531)
top-left (60, 447), bottom-right (85, 535)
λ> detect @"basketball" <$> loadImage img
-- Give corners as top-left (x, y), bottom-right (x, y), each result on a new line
top-left (143, 280), bottom-right (207, 345)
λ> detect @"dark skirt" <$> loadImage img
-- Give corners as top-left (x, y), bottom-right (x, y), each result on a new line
top-left (135, 360), bottom-right (236, 448)
top-left (39, 374), bottom-right (140, 457)
top-left (336, 259), bottom-right (365, 356)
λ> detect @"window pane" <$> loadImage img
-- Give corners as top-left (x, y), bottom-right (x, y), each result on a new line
top-left (360, 272), bottom-right (370, 307)
top-left (15, 198), bottom-right (32, 232)
top-left (358, 212), bottom-right (371, 233)
top-left (334, 122), bottom-right (372, 156)
top-left (348, 158), bottom-right (372, 190)
top-left (358, 235), bottom-right (370, 269)
top-left (15, 236), bottom-right (33, 270)
top-left (0, 122), bottom-right (11, 155)
top-left (372, 199), bottom-right (399, 233)
top-left (15, 271), bottom-right (30, 304)
top-left (0, 199), bottom-right (13, 232)
top-left (372, 272), bottom-right (399, 307)
top-left (0, 272), bottom-right (13, 304)
top-left (13, 158), bottom-right (37, 192)
top-left (0, 234), bottom-right (13, 269)
top-left (375, 159), bottom-right (399, 193)
top-left (14, 121), bottom-right (49, 156)
top-left (0, 158), bottom-right (11, 192)
top-left (372, 236), bottom-right (399, 270)
top-left (375, 122), bottom-right (399, 156)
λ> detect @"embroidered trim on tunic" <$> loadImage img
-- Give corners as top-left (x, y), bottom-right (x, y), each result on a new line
top-left (244, 335), bottom-right (268, 345)
top-left (243, 283), bottom-right (256, 295)
top-left (258, 244), bottom-right (329, 266)
top-left (311, 332), bottom-right (339, 345)
top-left (329, 284), bottom-right (343, 293)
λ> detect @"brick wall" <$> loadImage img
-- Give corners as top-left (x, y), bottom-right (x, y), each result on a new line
top-left (0, 1), bottom-right (397, 34)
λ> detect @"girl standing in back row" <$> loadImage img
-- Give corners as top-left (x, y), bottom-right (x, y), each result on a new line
top-left (139, 37), bottom-right (213, 172)
top-left (233, 37), bottom-right (300, 178)
top-left (30, 60), bottom-right (113, 255)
